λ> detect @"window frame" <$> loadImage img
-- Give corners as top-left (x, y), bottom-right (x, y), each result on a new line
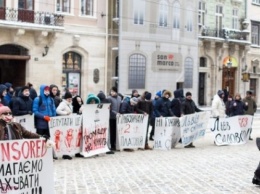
top-left (184, 57), bottom-right (193, 88)
top-left (128, 53), bottom-right (146, 89)
top-left (251, 22), bottom-right (260, 45)
top-left (18, 0), bottom-right (34, 10)
top-left (159, 0), bottom-right (168, 27)
top-left (133, 0), bottom-right (145, 25)
top-left (198, 1), bottom-right (205, 26)
top-left (173, 1), bottom-right (180, 29)
top-left (80, 0), bottom-right (96, 17)
top-left (232, 9), bottom-right (239, 30)
top-left (56, 0), bottom-right (71, 13)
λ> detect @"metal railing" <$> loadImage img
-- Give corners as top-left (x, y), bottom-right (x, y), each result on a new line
top-left (0, 7), bottom-right (64, 27)
top-left (201, 27), bottom-right (247, 41)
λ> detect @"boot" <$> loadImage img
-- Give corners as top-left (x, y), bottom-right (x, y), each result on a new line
top-left (145, 144), bottom-right (153, 150)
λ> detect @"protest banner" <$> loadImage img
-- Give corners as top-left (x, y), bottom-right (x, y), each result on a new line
top-left (81, 104), bottom-right (110, 157)
top-left (13, 114), bottom-right (35, 133)
top-left (210, 115), bottom-right (253, 146)
top-left (153, 117), bottom-right (181, 150)
top-left (179, 112), bottom-right (210, 146)
top-left (49, 114), bottom-right (82, 157)
top-left (0, 139), bottom-right (54, 194)
top-left (117, 114), bottom-right (148, 150)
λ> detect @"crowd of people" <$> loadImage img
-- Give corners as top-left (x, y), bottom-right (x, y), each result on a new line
top-left (0, 81), bottom-right (257, 157)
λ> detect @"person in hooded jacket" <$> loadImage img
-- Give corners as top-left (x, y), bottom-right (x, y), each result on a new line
top-left (120, 96), bottom-right (137, 114)
top-left (12, 86), bottom-right (33, 116)
top-left (72, 95), bottom-right (84, 114)
top-left (154, 90), bottom-right (173, 118)
top-left (4, 82), bottom-right (14, 105)
top-left (225, 95), bottom-right (233, 117)
top-left (86, 93), bottom-right (100, 104)
top-left (56, 92), bottom-right (73, 116)
top-left (9, 86), bottom-right (22, 111)
top-left (211, 90), bottom-right (226, 118)
top-left (171, 89), bottom-right (185, 117)
top-left (33, 85), bottom-right (56, 137)
top-left (97, 91), bottom-right (110, 104)
top-left (50, 84), bottom-right (62, 108)
top-left (229, 93), bottom-right (248, 116)
top-left (0, 84), bottom-right (8, 106)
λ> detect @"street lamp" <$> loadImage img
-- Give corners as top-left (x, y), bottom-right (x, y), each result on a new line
top-left (227, 58), bottom-right (232, 92)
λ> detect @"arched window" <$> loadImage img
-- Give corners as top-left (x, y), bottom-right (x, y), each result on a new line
top-left (184, 57), bottom-right (193, 88)
top-left (173, 1), bottom-right (180, 29)
top-left (159, 0), bottom-right (168, 27)
top-left (62, 52), bottom-right (82, 95)
top-left (128, 54), bottom-right (146, 89)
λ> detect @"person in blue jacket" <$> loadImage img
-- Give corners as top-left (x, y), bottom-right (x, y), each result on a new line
top-left (33, 85), bottom-right (56, 138)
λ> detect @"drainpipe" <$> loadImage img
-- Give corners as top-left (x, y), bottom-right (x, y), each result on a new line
top-left (104, 0), bottom-right (108, 94)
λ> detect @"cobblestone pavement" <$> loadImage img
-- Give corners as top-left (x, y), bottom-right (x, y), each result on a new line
top-left (54, 119), bottom-right (260, 194)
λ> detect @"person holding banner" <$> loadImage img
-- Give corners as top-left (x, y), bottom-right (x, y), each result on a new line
top-left (0, 106), bottom-right (40, 140)
top-left (56, 92), bottom-right (73, 116)
top-left (107, 87), bottom-right (122, 151)
top-left (136, 92), bottom-right (153, 150)
top-left (72, 95), bottom-right (84, 114)
top-left (182, 92), bottom-right (202, 148)
top-left (154, 90), bottom-right (173, 118)
top-left (243, 91), bottom-right (257, 140)
top-left (86, 93), bottom-right (100, 104)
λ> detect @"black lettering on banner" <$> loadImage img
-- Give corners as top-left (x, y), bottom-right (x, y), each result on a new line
top-left (154, 140), bottom-right (162, 148)
top-left (121, 136), bottom-right (143, 147)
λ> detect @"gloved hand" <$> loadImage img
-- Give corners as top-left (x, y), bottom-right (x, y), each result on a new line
top-left (43, 116), bottom-right (51, 122)
top-left (28, 111), bottom-right (33, 115)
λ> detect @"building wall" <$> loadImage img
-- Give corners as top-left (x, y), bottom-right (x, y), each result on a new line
top-left (119, 0), bottom-right (199, 101)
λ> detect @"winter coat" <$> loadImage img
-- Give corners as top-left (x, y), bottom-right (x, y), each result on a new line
top-left (225, 100), bottom-right (233, 117)
top-left (12, 92), bottom-right (33, 116)
top-left (56, 99), bottom-right (73, 116)
top-left (136, 99), bottom-right (153, 116)
top-left (72, 95), bottom-right (83, 114)
top-left (9, 87), bottom-right (22, 111)
top-left (230, 100), bottom-right (248, 116)
top-left (120, 97), bottom-right (136, 114)
top-left (243, 96), bottom-right (257, 115)
top-left (29, 87), bottom-right (38, 100)
top-left (211, 94), bottom-right (226, 118)
top-left (107, 95), bottom-right (122, 119)
top-left (154, 97), bottom-right (172, 117)
top-left (33, 85), bottom-right (56, 129)
top-left (171, 89), bottom-right (184, 117)
top-left (4, 92), bottom-right (12, 105)
top-left (0, 84), bottom-right (8, 106)
top-left (182, 99), bottom-right (202, 115)
top-left (0, 119), bottom-right (40, 140)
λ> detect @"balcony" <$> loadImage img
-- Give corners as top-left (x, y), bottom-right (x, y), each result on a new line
top-left (200, 27), bottom-right (249, 42)
top-left (0, 7), bottom-right (64, 29)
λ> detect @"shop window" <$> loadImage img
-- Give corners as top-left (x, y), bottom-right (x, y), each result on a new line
top-left (62, 52), bottom-right (81, 96)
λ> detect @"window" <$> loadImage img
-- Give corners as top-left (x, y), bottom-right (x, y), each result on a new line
top-left (200, 57), bottom-right (207, 67)
top-left (253, 0), bottom-right (260, 5)
top-left (62, 52), bottom-right (82, 95)
top-left (216, 5), bottom-right (223, 31)
top-left (173, 1), bottom-right (180, 29)
top-left (0, 0), bottom-right (5, 7)
top-left (198, 1), bottom-right (205, 26)
top-left (133, 0), bottom-right (145, 25)
top-left (81, 0), bottom-right (94, 16)
top-left (186, 8), bottom-right (192, 31)
top-left (18, 0), bottom-right (34, 10)
top-left (232, 9), bottom-right (239, 29)
top-left (184, 57), bottom-right (193, 88)
top-left (159, 0), bottom-right (168, 27)
top-left (128, 54), bottom-right (146, 89)
top-left (56, 0), bottom-right (70, 13)
top-left (252, 22), bottom-right (260, 45)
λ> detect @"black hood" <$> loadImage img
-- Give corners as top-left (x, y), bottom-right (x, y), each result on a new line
top-left (173, 89), bottom-right (181, 98)
top-left (97, 91), bottom-right (106, 101)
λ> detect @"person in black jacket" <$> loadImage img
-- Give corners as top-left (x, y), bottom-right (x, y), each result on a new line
top-left (13, 86), bottom-right (33, 116)
top-left (27, 82), bottom-right (38, 100)
top-left (171, 89), bottom-right (185, 117)
top-left (72, 95), bottom-right (83, 114)
top-left (230, 93), bottom-right (248, 116)
top-left (50, 84), bottom-right (62, 108)
top-left (9, 86), bottom-right (22, 111)
top-left (136, 92), bottom-right (153, 150)
top-left (182, 92), bottom-right (202, 148)
top-left (154, 90), bottom-right (173, 117)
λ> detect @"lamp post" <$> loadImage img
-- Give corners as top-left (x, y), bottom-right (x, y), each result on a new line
top-left (227, 59), bottom-right (232, 92)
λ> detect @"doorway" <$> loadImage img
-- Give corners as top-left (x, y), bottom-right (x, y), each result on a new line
top-left (198, 73), bottom-right (206, 105)
top-left (222, 67), bottom-right (236, 97)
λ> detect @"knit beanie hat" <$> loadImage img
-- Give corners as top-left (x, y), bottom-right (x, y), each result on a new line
top-left (130, 97), bottom-right (139, 105)
top-left (217, 90), bottom-right (224, 97)
top-left (111, 87), bottom-right (118, 93)
top-left (64, 92), bottom-right (72, 99)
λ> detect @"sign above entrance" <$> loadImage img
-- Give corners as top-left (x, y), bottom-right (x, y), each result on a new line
top-left (223, 56), bottom-right (238, 67)
top-left (152, 51), bottom-right (182, 71)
